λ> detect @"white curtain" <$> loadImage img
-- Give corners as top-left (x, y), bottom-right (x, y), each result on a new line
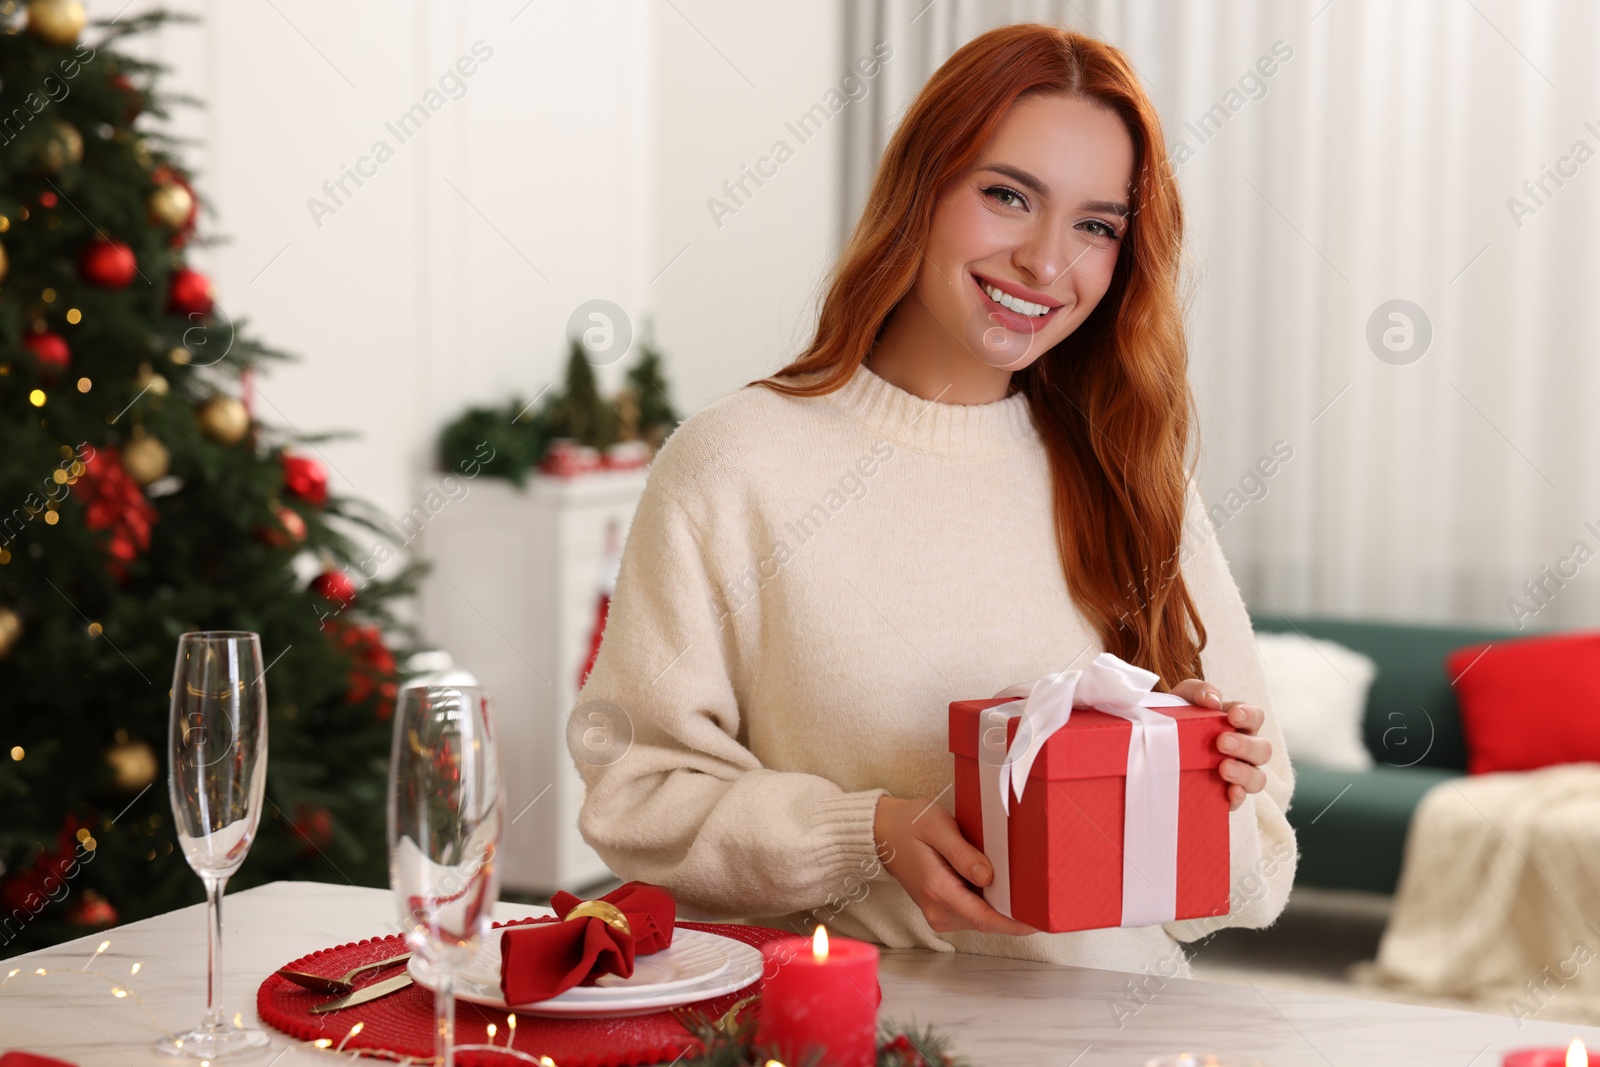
top-left (842, 0), bottom-right (1600, 631)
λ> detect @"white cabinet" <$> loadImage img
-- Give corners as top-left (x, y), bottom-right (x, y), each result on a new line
top-left (418, 469), bottom-right (648, 895)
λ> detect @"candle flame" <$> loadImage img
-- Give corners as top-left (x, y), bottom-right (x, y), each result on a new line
top-left (486, 1024), bottom-right (497, 1040)
top-left (812, 925), bottom-right (829, 961)
top-left (1569, 1040), bottom-right (1587, 1067)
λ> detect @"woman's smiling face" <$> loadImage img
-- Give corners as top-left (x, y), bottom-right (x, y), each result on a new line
top-left (913, 92), bottom-right (1137, 371)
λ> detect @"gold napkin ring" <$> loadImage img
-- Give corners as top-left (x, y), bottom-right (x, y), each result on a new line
top-left (564, 899), bottom-right (631, 935)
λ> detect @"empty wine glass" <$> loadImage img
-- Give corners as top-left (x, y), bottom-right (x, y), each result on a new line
top-left (387, 684), bottom-right (503, 1067)
top-left (157, 631), bottom-right (271, 1059)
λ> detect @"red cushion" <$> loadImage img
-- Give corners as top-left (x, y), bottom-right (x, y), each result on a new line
top-left (1447, 630), bottom-right (1600, 774)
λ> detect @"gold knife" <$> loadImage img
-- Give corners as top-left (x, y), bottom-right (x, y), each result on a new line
top-left (310, 973), bottom-right (413, 1014)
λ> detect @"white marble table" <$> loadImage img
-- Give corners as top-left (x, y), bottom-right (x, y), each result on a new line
top-left (2, 881), bottom-right (1596, 1066)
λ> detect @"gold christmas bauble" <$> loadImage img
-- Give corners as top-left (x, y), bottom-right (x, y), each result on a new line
top-left (122, 434), bottom-right (170, 485)
top-left (35, 120), bottom-right (82, 173)
top-left (148, 182), bottom-right (193, 229)
top-left (26, 0), bottom-right (84, 46)
top-left (0, 606), bottom-right (20, 658)
top-left (106, 738), bottom-right (158, 791)
top-left (197, 395), bottom-right (249, 445)
top-left (135, 362), bottom-right (169, 397)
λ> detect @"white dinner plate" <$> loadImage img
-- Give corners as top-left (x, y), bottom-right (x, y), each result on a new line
top-left (409, 927), bottom-right (763, 1018)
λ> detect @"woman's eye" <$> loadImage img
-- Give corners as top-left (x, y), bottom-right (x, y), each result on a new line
top-left (1081, 218), bottom-right (1121, 240)
top-left (982, 185), bottom-right (1027, 210)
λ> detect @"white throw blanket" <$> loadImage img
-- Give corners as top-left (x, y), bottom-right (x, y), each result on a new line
top-left (1361, 764), bottom-right (1600, 1023)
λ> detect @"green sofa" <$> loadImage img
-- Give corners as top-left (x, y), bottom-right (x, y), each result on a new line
top-left (1247, 612), bottom-right (1522, 895)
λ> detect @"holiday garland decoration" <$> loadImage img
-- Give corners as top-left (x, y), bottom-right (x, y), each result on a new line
top-left (672, 1003), bottom-right (972, 1067)
top-left (0, 8), bottom-right (419, 955)
top-left (437, 336), bottom-right (682, 486)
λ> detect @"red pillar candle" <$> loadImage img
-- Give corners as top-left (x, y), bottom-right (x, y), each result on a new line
top-left (1505, 1040), bottom-right (1598, 1067)
top-left (757, 926), bottom-right (880, 1067)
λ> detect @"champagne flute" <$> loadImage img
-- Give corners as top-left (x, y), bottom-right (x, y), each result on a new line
top-left (387, 684), bottom-right (503, 1067)
top-left (157, 632), bottom-right (271, 1059)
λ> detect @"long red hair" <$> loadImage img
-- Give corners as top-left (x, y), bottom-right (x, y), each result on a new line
top-left (750, 23), bottom-right (1206, 686)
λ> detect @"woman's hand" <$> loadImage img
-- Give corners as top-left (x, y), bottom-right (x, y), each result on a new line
top-left (1171, 679), bottom-right (1272, 811)
top-left (872, 795), bottom-right (1038, 936)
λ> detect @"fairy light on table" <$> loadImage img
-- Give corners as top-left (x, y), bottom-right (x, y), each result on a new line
top-left (1, 938), bottom-right (581, 1066)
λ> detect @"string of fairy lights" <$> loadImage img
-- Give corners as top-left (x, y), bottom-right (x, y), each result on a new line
top-left (0, 936), bottom-right (565, 1067)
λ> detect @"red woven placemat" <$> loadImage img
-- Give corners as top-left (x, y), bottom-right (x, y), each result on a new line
top-left (258, 917), bottom-right (790, 1067)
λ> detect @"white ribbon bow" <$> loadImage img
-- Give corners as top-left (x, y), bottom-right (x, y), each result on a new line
top-left (976, 651), bottom-right (1188, 928)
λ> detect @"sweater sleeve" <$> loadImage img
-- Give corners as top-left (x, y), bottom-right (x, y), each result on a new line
top-left (567, 422), bottom-right (888, 920)
top-left (1161, 477), bottom-right (1299, 943)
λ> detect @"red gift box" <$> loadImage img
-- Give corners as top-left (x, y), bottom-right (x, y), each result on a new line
top-left (948, 660), bottom-right (1233, 934)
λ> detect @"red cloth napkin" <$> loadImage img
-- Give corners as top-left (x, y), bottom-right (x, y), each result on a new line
top-left (499, 881), bottom-right (676, 1005)
top-left (1, 1054), bottom-right (78, 1067)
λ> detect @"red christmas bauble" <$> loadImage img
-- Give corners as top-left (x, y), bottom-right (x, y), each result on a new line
top-left (109, 73), bottom-right (143, 122)
top-left (291, 804), bottom-right (333, 854)
top-left (38, 190), bottom-right (57, 208)
top-left (311, 569), bottom-right (357, 606)
top-left (24, 329), bottom-right (70, 371)
top-left (67, 890), bottom-right (117, 928)
top-left (281, 454), bottom-right (328, 506)
top-left (260, 505), bottom-right (307, 548)
top-left (167, 267), bottom-right (213, 317)
top-left (79, 238), bottom-right (138, 288)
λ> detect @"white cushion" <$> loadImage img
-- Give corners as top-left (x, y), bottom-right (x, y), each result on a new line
top-left (1253, 631), bottom-right (1377, 771)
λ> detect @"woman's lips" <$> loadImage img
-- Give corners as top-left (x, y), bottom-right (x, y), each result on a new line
top-left (973, 273), bottom-right (1062, 335)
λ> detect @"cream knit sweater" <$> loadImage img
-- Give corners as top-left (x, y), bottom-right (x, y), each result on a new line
top-left (569, 361), bottom-right (1298, 977)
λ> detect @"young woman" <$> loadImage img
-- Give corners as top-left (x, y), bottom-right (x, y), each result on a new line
top-left (568, 23), bottom-right (1295, 975)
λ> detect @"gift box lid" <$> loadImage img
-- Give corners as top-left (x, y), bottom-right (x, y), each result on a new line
top-left (949, 696), bottom-right (1228, 781)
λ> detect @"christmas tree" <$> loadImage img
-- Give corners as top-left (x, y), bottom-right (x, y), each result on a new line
top-left (543, 337), bottom-right (618, 449)
top-left (625, 339), bottom-right (681, 449)
top-left (0, 3), bottom-right (415, 956)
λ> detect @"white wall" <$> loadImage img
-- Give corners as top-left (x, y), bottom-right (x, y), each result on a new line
top-left (95, 0), bottom-right (843, 603)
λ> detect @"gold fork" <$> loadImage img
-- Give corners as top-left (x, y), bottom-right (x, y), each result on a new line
top-left (671, 993), bottom-right (761, 1037)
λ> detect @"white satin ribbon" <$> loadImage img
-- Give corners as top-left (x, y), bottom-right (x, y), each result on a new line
top-left (976, 651), bottom-right (1187, 927)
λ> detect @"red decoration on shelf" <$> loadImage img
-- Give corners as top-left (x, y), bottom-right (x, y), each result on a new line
top-left (326, 619), bottom-right (398, 721)
top-left (540, 438), bottom-right (603, 478)
top-left (23, 329), bottom-right (70, 373)
top-left (167, 266), bottom-right (214, 316)
top-left (311, 569), bottom-right (358, 607)
top-left (79, 237), bottom-right (138, 288)
top-left (77, 446), bottom-right (158, 581)
top-left (602, 439), bottom-right (652, 471)
top-left (37, 191), bottom-right (57, 208)
top-left (281, 453), bottom-right (328, 506)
